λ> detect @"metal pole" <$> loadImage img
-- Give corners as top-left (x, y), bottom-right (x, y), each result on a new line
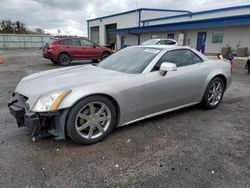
top-left (3, 34), bottom-right (6, 49)
top-left (23, 35), bottom-right (26, 48)
top-left (41, 35), bottom-right (44, 47)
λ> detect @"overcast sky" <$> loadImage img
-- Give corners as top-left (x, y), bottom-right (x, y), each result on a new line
top-left (1, 0), bottom-right (249, 36)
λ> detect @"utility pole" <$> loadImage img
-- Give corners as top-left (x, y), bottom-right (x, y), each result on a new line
top-left (58, 29), bottom-right (61, 36)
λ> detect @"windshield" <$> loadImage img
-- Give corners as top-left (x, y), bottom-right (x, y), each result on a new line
top-left (142, 39), bottom-right (160, 45)
top-left (98, 47), bottom-right (162, 74)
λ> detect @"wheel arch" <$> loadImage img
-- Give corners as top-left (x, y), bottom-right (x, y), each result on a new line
top-left (199, 70), bottom-right (228, 102)
top-left (212, 74), bottom-right (227, 88)
top-left (101, 51), bottom-right (112, 57)
top-left (65, 93), bottom-right (121, 128)
top-left (201, 74), bottom-right (227, 109)
top-left (103, 51), bottom-right (111, 54)
top-left (58, 51), bottom-right (72, 61)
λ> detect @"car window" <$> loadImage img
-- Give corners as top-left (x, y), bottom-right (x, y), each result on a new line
top-left (70, 38), bottom-right (81, 46)
top-left (158, 40), bottom-right (165, 45)
top-left (59, 38), bottom-right (81, 46)
top-left (142, 39), bottom-right (159, 45)
top-left (190, 51), bottom-right (203, 63)
top-left (157, 40), bottom-right (176, 45)
top-left (46, 38), bottom-right (56, 45)
top-left (81, 39), bottom-right (94, 47)
top-left (152, 49), bottom-right (197, 71)
top-left (58, 39), bottom-right (69, 45)
top-left (164, 40), bottom-right (176, 45)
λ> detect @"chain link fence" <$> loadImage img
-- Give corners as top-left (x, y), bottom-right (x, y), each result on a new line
top-left (0, 34), bottom-right (54, 49)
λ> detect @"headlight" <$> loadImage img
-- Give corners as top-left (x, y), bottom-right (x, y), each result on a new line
top-left (32, 90), bottom-right (71, 112)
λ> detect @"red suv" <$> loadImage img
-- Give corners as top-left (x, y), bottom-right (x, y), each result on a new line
top-left (43, 37), bottom-right (113, 65)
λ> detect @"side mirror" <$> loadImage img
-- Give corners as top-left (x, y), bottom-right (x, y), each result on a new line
top-left (159, 62), bottom-right (177, 76)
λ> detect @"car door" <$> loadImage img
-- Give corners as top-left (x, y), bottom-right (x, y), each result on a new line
top-left (60, 38), bottom-right (82, 59)
top-left (144, 49), bottom-right (208, 116)
top-left (80, 38), bottom-right (100, 59)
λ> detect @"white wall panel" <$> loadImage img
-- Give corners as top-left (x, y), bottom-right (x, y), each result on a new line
top-left (0, 34), bottom-right (52, 49)
top-left (184, 26), bottom-right (250, 54)
top-left (141, 11), bottom-right (186, 22)
top-left (89, 10), bottom-right (188, 46)
top-left (124, 34), bottom-right (138, 46)
top-left (88, 6), bottom-right (250, 53)
top-left (146, 7), bottom-right (250, 26)
top-left (137, 26), bottom-right (250, 55)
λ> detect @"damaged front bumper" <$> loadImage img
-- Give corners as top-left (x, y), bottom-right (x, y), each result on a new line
top-left (8, 92), bottom-right (69, 141)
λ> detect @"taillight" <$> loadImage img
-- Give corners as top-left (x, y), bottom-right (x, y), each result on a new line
top-left (49, 44), bottom-right (57, 49)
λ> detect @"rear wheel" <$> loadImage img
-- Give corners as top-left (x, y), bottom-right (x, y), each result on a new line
top-left (100, 52), bottom-right (110, 60)
top-left (66, 96), bottom-right (117, 145)
top-left (58, 53), bottom-right (71, 66)
top-left (201, 77), bottom-right (225, 109)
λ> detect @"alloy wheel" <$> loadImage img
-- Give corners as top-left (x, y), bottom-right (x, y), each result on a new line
top-left (59, 54), bottom-right (70, 65)
top-left (101, 52), bottom-right (110, 60)
top-left (75, 102), bottom-right (112, 139)
top-left (207, 81), bottom-right (223, 106)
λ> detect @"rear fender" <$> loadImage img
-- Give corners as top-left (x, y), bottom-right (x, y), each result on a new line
top-left (199, 68), bottom-right (229, 101)
top-left (58, 51), bottom-right (72, 60)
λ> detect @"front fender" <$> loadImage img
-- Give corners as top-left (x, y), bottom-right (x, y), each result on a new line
top-left (59, 86), bottom-right (122, 109)
top-left (57, 74), bottom-right (144, 126)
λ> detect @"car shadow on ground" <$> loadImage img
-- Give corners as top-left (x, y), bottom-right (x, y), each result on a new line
top-left (32, 104), bottom-right (202, 147)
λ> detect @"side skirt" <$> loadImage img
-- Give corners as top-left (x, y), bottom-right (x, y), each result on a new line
top-left (120, 102), bottom-right (199, 127)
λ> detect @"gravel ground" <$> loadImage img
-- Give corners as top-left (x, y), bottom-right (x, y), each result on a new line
top-left (0, 49), bottom-right (249, 188)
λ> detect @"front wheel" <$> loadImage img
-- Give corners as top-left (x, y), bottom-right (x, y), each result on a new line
top-left (201, 77), bottom-right (225, 109)
top-left (100, 52), bottom-right (110, 60)
top-left (66, 96), bottom-right (117, 145)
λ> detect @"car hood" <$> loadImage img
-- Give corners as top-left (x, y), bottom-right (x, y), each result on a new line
top-left (16, 65), bottom-right (128, 97)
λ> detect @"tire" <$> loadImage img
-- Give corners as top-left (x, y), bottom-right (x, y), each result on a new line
top-left (92, 59), bottom-right (99, 63)
top-left (58, 53), bottom-right (71, 66)
top-left (66, 95), bottom-right (117, 145)
top-left (50, 59), bottom-right (58, 64)
top-left (100, 52), bottom-right (110, 60)
top-left (201, 77), bottom-right (225, 109)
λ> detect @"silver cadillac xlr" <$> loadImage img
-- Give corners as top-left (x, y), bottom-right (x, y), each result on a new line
top-left (8, 45), bottom-right (232, 144)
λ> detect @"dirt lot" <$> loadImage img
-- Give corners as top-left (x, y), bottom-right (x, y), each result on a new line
top-left (0, 49), bottom-right (249, 188)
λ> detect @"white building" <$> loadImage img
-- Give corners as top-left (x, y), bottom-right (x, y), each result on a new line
top-left (87, 5), bottom-right (250, 55)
